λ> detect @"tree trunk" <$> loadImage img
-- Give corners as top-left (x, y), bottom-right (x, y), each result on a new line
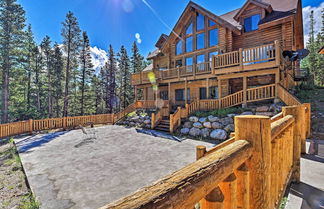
top-left (63, 29), bottom-right (71, 117)
top-left (1, 55), bottom-right (9, 123)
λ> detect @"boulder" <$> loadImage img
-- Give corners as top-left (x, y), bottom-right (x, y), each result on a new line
top-left (180, 128), bottom-right (190, 135)
top-left (199, 117), bottom-right (207, 123)
top-left (201, 128), bottom-right (210, 138)
top-left (193, 122), bottom-right (203, 128)
top-left (227, 114), bottom-right (237, 118)
top-left (129, 122), bottom-right (136, 126)
top-left (208, 115), bottom-right (219, 122)
top-left (212, 122), bottom-right (223, 129)
top-left (203, 122), bottom-right (212, 129)
top-left (144, 124), bottom-right (151, 129)
top-left (210, 129), bottom-right (228, 140)
top-left (144, 119), bottom-right (151, 124)
top-left (131, 116), bottom-right (140, 121)
top-left (220, 117), bottom-right (234, 126)
top-left (183, 121), bottom-right (192, 129)
top-left (256, 112), bottom-right (274, 117)
top-left (241, 111), bottom-right (254, 115)
top-left (189, 116), bottom-right (199, 122)
top-left (189, 127), bottom-right (201, 137)
top-left (224, 124), bottom-right (235, 132)
top-left (256, 105), bottom-right (269, 112)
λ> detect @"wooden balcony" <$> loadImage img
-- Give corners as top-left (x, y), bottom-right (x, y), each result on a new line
top-left (131, 41), bottom-right (282, 85)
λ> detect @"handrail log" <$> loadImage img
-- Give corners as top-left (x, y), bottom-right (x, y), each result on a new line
top-left (99, 140), bottom-right (252, 209)
top-left (270, 112), bottom-right (283, 122)
top-left (271, 115), bottom-right (295, 139)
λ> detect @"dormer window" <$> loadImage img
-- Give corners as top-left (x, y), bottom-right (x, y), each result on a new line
top-left (244, 14), bottom-right (261, 32)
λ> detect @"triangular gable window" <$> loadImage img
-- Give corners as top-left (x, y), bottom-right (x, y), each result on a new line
top-left (208, 19), bottom-right (216, 27)
top-left (186, 22), bottom-right (193, 35)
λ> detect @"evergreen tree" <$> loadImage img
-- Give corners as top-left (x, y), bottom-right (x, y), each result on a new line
top-left (40, 35), bottom-right (53, 117)
top-left (131, 41), bottom-right (144, 73)
top-left (24, 24), bottom-right (36, 114)
top-left (0, 0), bottom-right (26, 123)
top-left (117, 45), bottom-right (132, 109)
top-left (32, 46), bottom-right (43, 115)
top-left (106, 45), bottom-right (117, 113)
top-left (61, 11), bottom-right (81, 117)
top-left (79, 31), bottom-right (94, 115)
top-left (52, 43), bottom-right (64, 117)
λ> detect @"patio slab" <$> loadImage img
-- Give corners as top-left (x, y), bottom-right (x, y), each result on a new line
top-left (14, 125), bottom-right (214, 209)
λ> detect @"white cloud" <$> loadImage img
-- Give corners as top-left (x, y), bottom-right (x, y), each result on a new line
top-left (303, 2), bottom-right (324, 45)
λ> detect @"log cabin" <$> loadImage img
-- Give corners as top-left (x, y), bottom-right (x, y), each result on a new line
top-left (131, 0), bottom-right (304, 131)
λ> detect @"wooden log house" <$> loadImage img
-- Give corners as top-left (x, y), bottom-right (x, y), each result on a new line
top-left (131, 0), bottom-right (304, 123)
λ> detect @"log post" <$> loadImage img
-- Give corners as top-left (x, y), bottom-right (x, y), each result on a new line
top-left (220, 173), bottom-right (237, 209)
top-left (151, 113), bottom-right (155, 129)
top-left (243, 76), bottom-right (247, 107)
top-left (236, 163), bottom-right (250, 209)
top-left (303, 103), bottom-right (311, 138)
top-left (63, 117), bottom-right (67, 130)
top-left (235, 115), bottom-right (271, 209)
top-left (169, 114), bottom-right (173, 133)
top-left (275, 40), bottom-right (280, 66)
top-left (196, 146), bottom-right (225, 209)
top-left (282, 105), bottom-right (304, 182)
top-left (239, 48), bottom-right (243, 71)
top-left (29, 119), bottom-right (33, 135)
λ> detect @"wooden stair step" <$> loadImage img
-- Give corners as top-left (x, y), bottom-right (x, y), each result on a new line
top-left (156, 124), bottom-right (170, 128)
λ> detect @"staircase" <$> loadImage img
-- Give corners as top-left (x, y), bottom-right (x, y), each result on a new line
top-left (154, 119), bottom-right (170, 132)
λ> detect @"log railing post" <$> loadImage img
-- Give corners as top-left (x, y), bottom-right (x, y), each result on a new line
top-left (282, 105), bottom-right (304, 182)
top-left (236, 163), bottom-right (250, 209)
top-left (151, 113), bottom-right (155, 129)
top-left (235, 115), bottom-right (271, 209)
top-left (303, 103), bottom-right (311, 138)
top-left (63, 117), bottom-right (67, 130)
top-left (220, 173), bottom-right (237, 209)
top-left (29, 119), bottom-right (33, 135)
top-left (275, 40), bottom-right (280, 66)
top-left (239, 48), bottom-right (243, 71)
top-left (196, 146), bottom-right (225, 209)
top-left (169, 114), bottom-right (173, 133)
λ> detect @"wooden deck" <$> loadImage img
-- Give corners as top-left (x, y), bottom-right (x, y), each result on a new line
top-left (131, 41), bottom-right (281, 86)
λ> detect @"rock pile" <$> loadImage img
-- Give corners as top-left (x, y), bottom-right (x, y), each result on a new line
top-left (116, 111), bottom-right (152, 129)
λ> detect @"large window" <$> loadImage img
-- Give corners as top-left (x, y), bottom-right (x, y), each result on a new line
top-left (208, 19), bottom-right (216, 27)
top-left (196, 13), bottom-right (205, 31)
top-left (244, 14), bottom-right (260, 32)
top-left (160, 91), bottom-right (168, 100)
top-left (197, 33), bottom-right (205, 50)
top-left (186, 22), bottom-right (193, 35)
top-left (209, 28), bottom-right (219, 47)
top-left (186, 57), bottom-right (193, 72)
top-left (176, 40), bottom-right (182, 55)
top-left (186, 36), bottom-right (193, 53)
top-left (209, 51), bottom-right (219, 62)
top-left (175, 89), bottom-right (190, 101)
top-left (175, 59), bottom-right (182, 67)
top-left (197, 54), bottom-right (205, 71)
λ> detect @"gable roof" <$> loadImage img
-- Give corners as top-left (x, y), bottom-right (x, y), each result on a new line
top-left (155, 34), bottom-right (168, 49)
top-left (161, 1), bottom-right (241, 52)
top-left (234, 0), bottom-right (273, 21)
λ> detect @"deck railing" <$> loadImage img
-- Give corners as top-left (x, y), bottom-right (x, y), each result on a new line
top-left (100, 104), bottom-right (309, 209)
top-left (246, 84), bottom-right (276, 102)
top-left (169, 107), bottom-right (181, 133)
top-left (220, 90), bottom-right (244, 108)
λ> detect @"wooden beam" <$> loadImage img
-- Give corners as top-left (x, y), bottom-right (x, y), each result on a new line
top-left (100, 140), bottom-right (252, 209)
top-left (185, 79), bottom-right (188, 104)
top-left (218, 78), bottom-right (222, 107)
top-left (243, 76), bottom-right (247, 106)
top-left (168, 82), bottom-right (171, 105)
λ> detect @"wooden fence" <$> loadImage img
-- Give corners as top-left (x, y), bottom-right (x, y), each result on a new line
top-left (100, 104), bottom-right (309, 209)
top-left (0, 100), bottom-right (158, 139)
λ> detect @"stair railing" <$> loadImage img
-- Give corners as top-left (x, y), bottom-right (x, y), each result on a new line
top-left (169, 107), bottom-right (181, 133)
top-left (151, 109), bottom-right (162, 129)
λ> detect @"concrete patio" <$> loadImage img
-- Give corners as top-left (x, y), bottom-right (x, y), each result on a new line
top-left (14, 125), bottom-right (214, 209)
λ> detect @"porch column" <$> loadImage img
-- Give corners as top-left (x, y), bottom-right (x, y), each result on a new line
top-left (143, 87), bottom-right (147, 100)
top-left (155, 88), bottom-right (158, 108)
top-left (185, 78), bottom-right (188, 104)
top-left (134, 86), bottom-right (138, 101)
top-left (168, 82), bottom-right (171, 104)
top-left (206, 78), bottom-right (209, 99)
top-left (274, 69), bottom-right (280, 103)
top-left (243, 76), bottom-right (247, 108)
top-left (218, 78), bottom-right (222, 107)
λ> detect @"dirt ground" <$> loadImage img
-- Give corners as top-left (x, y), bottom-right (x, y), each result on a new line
top-left (0, 139), bottom-right (39, 209)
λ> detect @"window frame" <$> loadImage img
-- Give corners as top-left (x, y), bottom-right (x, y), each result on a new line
top-left (243, 14), bottom-right (261, 33)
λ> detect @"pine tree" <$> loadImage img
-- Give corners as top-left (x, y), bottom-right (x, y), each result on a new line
top-left (61, 11), bottom-right (81, 117)
top-left (32, 46), bottom-right (44, 115)
top-left (24, 24), bottom-right (36, 114)
top-left (117, 45), bottom-right (132, 109)
top-left (131, 41), bottom-right (144, 73)
top-left (52, 43), bottom-right (64, 117)
top-left (0, 0), bottom-right (26, 123)
top-left (106, 45), bottom-right (117, 113)
top-left (79, 31), bottom-right (94, 115)
top-left (40, 35), bottom-right (53, 117)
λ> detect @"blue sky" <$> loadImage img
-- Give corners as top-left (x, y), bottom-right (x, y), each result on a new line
top-left (20, 0), bottom-right (323, 57)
